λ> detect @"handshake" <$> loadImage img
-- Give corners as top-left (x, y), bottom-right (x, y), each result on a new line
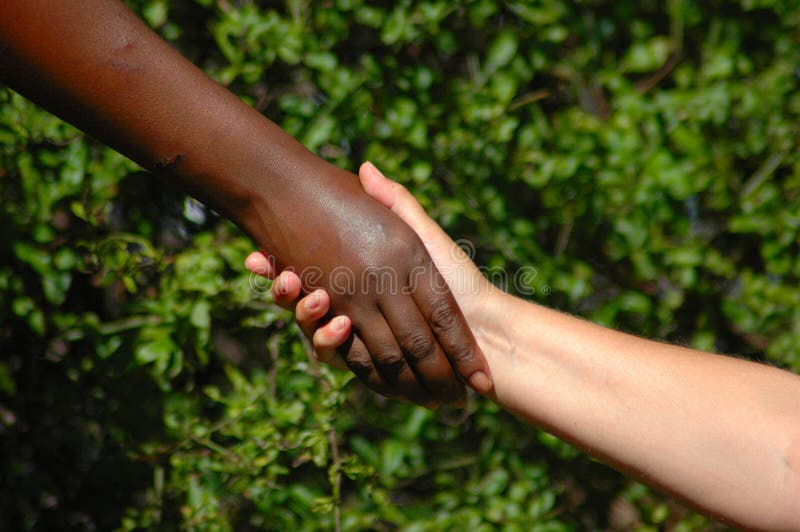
top-left (245, 162), bottom-right (495, 408)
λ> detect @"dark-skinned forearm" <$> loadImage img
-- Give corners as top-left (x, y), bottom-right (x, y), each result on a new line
top-left (0, 0), bottom-right (346, 251)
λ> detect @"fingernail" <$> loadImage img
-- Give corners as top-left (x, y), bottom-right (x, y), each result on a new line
top-left (371, 162), bottom-right (384, 177)
top-left (274, 276), bottom-right (285, 295)
top-left (469, 371), bottom-right (492, 394)
top-left (307, 291), bottom-right (321, 310)
top-left (332, 316), bottom-right (346, 332)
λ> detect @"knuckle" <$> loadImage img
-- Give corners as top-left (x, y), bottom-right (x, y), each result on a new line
top-left (405, 240), bottom-right (430, 270)
top-left (401, 333), bottom-right (437, 363)
top-left (374, 351), bottom-right (406, 382)
top-left (449, 342), bottom-right (477, 366)
top-left (375, 349), bottom-right (405, 366)
top-left (409, 241), bottom-right (426, 263)
top-left (347, 359), bottom-right (374, 382)
top-left (341, 348), bottom-right (373, 380)
top-left (429, 298), bottom-right (459, 334)
top-left (341, 344), bottom-right (395, 397)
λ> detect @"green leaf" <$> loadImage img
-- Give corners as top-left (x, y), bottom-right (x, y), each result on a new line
top-left (190, 300), bottom-right (211, 329)
top-left (484, 31), bottom-right (518, 75)
top-left (623, 36), bottom-right (672, 73)
top-left (13, 242), bottom-right (51, 274)
top-left (42, 271), bottom-right (71, 306)
top-left (380, 438), bottom-right (405, 478)
top-left (143, 1), bottom-right (168, 28)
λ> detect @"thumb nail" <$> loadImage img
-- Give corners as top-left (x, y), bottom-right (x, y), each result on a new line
top-left (468, 371), bottom-right (492, 394)
top-left (366, 161), bottom-right (383, 177)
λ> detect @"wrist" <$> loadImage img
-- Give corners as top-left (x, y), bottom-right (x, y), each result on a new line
top-left (473, 291), bottom-right (556, 421)
top-left (195, 125), bottom-right (351, 253)
top-left (470, 290), bottom-right (515, 368)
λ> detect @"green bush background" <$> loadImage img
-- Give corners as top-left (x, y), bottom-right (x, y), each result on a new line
top-left (2, 0), bottom-right (799, 529)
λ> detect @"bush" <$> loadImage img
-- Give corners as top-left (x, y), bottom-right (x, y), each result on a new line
top-left (1, 0), bottom-right (798, 529)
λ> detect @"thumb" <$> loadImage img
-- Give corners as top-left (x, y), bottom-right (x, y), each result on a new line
top-left (358, 161), bottom-right (400, 209)
top-left (358, 161), bottom-right (430, 229)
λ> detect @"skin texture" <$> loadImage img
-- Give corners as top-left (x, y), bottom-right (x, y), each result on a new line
top-left (0, 0), bottom-right (493, 405)
top-left (248, 162), bottom-right (800, 531)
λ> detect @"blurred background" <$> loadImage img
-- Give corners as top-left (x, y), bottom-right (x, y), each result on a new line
top-left (1, 0), bottom-right (799, 529)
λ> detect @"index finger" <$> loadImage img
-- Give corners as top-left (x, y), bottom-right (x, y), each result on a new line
top-left (412, 264), bottom-right (493, 394)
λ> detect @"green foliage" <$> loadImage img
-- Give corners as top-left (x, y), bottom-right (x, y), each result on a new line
top-left (2, 0), bottom-right (798, 529)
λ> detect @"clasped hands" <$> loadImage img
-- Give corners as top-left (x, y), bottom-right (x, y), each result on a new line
top-left (247, 163), bottom-right (494, 407)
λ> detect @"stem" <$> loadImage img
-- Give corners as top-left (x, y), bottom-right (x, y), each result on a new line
top-left (329, 428), bottom-right (342, 532)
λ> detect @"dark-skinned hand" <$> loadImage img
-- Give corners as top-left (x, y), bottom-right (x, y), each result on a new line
top-left (245, 161), bottom-right (492, 405)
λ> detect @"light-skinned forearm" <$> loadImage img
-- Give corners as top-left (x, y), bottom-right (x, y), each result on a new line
top-left (475, 292), bottom-right (800, 530)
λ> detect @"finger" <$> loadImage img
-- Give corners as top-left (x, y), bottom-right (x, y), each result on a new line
top-left (295, 290), bottom-right (349, 370)
top-left (378, 295), bottom-right (466, 405)
top-left (354, 313), bottom-right (435, 406)
top-left (412, 265), bottom-right (493, 394)
top-left (245, 251), bottom-right (276, 279)
top-left (312, 315), bottom-right (350, 370)
top-left (358, 161), bottom-right (402, 210)
top-left (359, 161), bottom-right (428, 223)
top-left (339, 334), bottom-right (397, 398)
top-left (295, 289), bottom-right (330, 338)
top-left (272, 270), bottom-right (303, 310)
